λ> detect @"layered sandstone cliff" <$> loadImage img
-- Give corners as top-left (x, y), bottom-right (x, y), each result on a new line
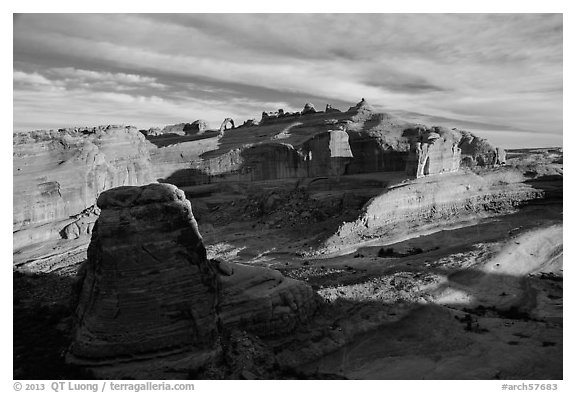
top-left (319, 170), bottom-right (544, 255)
top-left (13, 126), bottom-right (154, 251)
top-left (12, 100), bottom-right (506, 254)
top-left (146, 100), bottom-right (504, 188)
top-left (404, 127), bottom-right (461, 178)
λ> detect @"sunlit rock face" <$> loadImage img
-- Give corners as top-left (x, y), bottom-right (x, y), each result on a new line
top-left (68, 184), bottom-right (221, 371)
top-left (12, 100), bottom-right (506, 252)
top-left (321, 171), bottom-right (543, 255)
top-left (405, 128), bottom-right (461, 178)
top-left (13, 126), bottom-right (154, 250)
top-left (140, 100), bottom-right (506, 189)
top-left (459, 130), bottom-right (506, 167)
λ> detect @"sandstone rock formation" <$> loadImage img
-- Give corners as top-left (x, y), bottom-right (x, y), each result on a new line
top-left (347, 98), bottom-right (372, 113)
top-left (142, 99), bottom-right (505, 189)
top-left (13, 99), bottom-right (506, 254)
top-left (459, 130), bottom-right (506, 167)
top-left (13, 98), bottom-right (557, 380)
top-left (219, 263), bottom-right (318, 337)
top-left (190, 120), bottom-right (208, 135)
top-left (321, 171), bottom-right (544, 255)
top-left (13, 126), bottom-right (154, 251)
top-left (141, 121), bottom-right (208, 137)
top-left (405, 128), bottom-right (461, 178)
top-left (68, 183), bottom-right (220, 375)
top-left (141, 127), bottom-right (163, 137)
top-left (67, 183), bottom-right (318, 377)
top-left (260, 109), bottom-right (300, 125)
top-left (240, 119), bottom-right (259, 128)
top-left (219, 118), bottom-right (235, 136)
top-left (496, 146), bottom-right (507, 165)
top-left (163, 121), bottom-right (209, 136)
top-left (302, 102), bottom-right (317, 115)
top-left (61, 205), bottom-right (100, 240)
top-left (325, 104), bottom-right (341, 113)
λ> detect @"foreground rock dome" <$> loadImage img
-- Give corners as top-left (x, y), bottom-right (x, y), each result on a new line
top-left (67, 183), bottom-right (318, 377)
top-left (68, 183), bottom-right (221, 372)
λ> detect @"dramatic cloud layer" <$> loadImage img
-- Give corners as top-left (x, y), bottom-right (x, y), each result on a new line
top-left (13, 14), bottom-right (562, 147)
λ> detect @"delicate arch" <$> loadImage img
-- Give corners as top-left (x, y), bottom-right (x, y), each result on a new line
top-left (219, 118), bottom-right (235, 134)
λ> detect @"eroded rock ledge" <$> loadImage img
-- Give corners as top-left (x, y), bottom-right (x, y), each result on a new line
top-left (67, 183), bottom-right (318, 378)
top-left (13, 125), bottom-right (154, 252)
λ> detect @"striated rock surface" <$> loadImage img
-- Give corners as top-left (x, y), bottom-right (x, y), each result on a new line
top-left (405, 127), bottom-right (461, 178)
top-left (68, 184), bottom-right (220, 372)
top-left (141, 99), bottom-right (505, 189)
top-left (13, 100), bottom-right (506, 252)
top-left (13, 126), bottom-right (154, 251)
top-left (67, 183), bottom-right (318, 377)
top-left (219, 263), bottom-right (318, 337)
top-left (61, 205), bottom-right (101, 240)
top-left (319, 171), bottom-right (545, 255)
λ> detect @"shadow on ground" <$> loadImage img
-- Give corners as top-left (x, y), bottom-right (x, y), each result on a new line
top-left (13, 259), bottom-right (563, 380)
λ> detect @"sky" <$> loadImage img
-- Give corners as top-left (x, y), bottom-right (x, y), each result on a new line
top-left (13, 13), bottom-right (563, 148)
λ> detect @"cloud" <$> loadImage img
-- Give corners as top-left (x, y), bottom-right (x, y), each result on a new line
top-left (13, 67), bottom-right (169, 101)
top-left (49, 67), bottom-right (166, 88)
top-left (12, 72), bottom-right (294, 131)
top-left (13, 70), bottom-right (61, 89)
top-left (13, 14), bottom-right (563, 147)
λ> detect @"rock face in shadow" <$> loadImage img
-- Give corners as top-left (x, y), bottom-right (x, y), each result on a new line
top-left (68, 184), bottom-right (220, 373)
top-left (13, 126), bottom-right (154, 250)
top-left (67, 183), bottom-right (318, 378)
top-left (219, 263), bottom-right (318, 337)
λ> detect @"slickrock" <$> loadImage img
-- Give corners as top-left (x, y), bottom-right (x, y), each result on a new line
top-left (219, 263), bottom-right (318, 337)
top-left (67, 183), bottom-right (318, 377)
top-left (319, 171), bottom-right (545, 255)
